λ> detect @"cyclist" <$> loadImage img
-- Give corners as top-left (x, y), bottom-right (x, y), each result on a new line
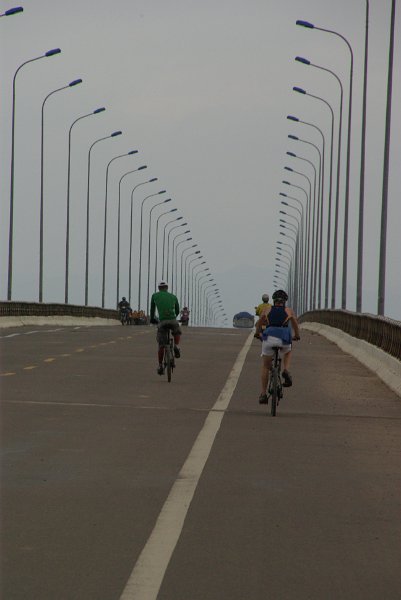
top-left (179, 306), bottom-right (190, 326)
top-left (255, 293), bottom-right (271, 317)
top-left (150, 281), bottom-right (182, 375)
top-left (254, 293), bottom-right (271, 339)
top-left (257, 289), bottom-right (300, 404)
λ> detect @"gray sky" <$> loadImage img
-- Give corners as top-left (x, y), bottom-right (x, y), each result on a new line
top-left (1, 0), bottom-right (400, 323)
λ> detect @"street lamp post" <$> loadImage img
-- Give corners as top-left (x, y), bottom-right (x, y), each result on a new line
top-left (173, 238), bottom-right (193, 297)
top-left (295, 57), bottom-right (344, 309)
top-left (85, 130), bottom-right (122, 305)
top-left (184, 253), bottom-right (202, 306)
top-left (146, 199), bottom-right (172, 314)
top-left (7, 48), bottom-right (61, 300)
top-left (378, 0), bottom-right (396, 315)
top-left (116, 166), bottom-right (147, 306)
top-left (171, 231), bottom-right (191, 292)
top-left (137, 191), bottom-right (166, 310)
top-left (180, 245), bottom-right (198, 304)
top-left (296, 19), bottom-right (354, 310)
top-left (154, 209), bottom-right (178, 292)
top-left (101, 150), bottom-right (138, 307)
top-left (165, 223), bottom-right (188, 282)
top-left (39, 78), bottom-right (82, 302)
top-left (287, 116), bottom-right (325, 308)
top-left (293, 86), bottom-right (335, 309)
top-left (161, 217), bottom-right (183, 280)
top-left (66, 107), bottom-right (106, 304)
top-left (128, 178), bottom-right (157, 304)
top-left (286, 142), bottom-right (319, 307)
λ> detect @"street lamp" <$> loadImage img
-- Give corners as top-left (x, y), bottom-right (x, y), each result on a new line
top-left (116, 166), bottom-right (147, 305)
top-left (161, 217), bottom-right (183, 280)
top-left (170, 230), bottom-right (191, 292)
top-left (295, 56), bottom-right (345, 309)
top-left (7, 47), bottom-right (61, 300)
top-left (137, 191), bottom-right (166, 310)
top-left (129, 178), bottom-right (158, 303)
top-left (296, 19), bottom-right (354, 310)
top-left (39, 78), bottom-right (82, 302)
top-left (173, 237), bottom-right (193, 297)
top-left (165, 222), bottom-right (188, 281)
top-left (85, 130), bottom-right (122, 305)
top-left (293, 86), bottom-right (335, 309)
top-left (286, 120), bottom-right (325, 307)
top-left (1, 6), bottom-right (23, 17)
top-left (65, 107), bottom-right (106, 304)
top-left (101, 149), bottom-right (138, 307)
top-left (378, 0), bottom-right (396, 315)
top-left (154, 209), bottom-right (178, 292)
top-left (146, 199), bottom-right (172, 314)
top-left (184, 252), bottom-right (202, 306)
top-left (180, 245), bottom-right (198, 304)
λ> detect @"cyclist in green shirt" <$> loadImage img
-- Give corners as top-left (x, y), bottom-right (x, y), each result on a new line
top-left (150, 281), bottom-right (182, 375)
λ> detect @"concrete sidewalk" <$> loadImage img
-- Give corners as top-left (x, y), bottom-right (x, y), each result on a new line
top-left (301, 321), bottom-right (401, 397)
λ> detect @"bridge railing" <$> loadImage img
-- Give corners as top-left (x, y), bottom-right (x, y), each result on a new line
top-left (0, 301), bottom-right (119, 320)
top-left (299, 309), bottom-right (401, 360)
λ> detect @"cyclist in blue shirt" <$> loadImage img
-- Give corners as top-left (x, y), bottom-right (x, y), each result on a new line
top-left (257, 289), bottom-right (300, 404)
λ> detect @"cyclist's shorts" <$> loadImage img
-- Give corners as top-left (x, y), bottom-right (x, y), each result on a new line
top-left (261, 336), bottom-right (291, 357)
top-left (157, 320), bottom-right (182, 344)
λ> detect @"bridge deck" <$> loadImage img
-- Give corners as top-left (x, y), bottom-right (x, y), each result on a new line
top-left (1, 325), bottom-right (400, 599)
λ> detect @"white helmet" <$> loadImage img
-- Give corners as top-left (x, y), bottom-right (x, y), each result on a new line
top-left (158, 281), bottom-right (168, 289)
top-left (262, 293), bottom-right (269, 302)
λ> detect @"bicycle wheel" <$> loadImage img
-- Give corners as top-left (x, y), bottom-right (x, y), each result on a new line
top-left (271, 368), bottom-right (278, 416)
top-left (166, 346), bottom-right (172, 382)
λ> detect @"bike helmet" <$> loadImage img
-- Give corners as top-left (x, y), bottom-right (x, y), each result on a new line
top-left (262, 293), bottom-right (269, 302)
top-left (122, 297), bottom-right (126, 301)
top-left (272, 289), bottom-right (288, 302)
top-left (158, 281), bottom-right (168, 289)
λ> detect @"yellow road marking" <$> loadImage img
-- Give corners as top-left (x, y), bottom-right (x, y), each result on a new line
top-left (59, 353), bottom-right (71, 357)
top-left (44, 358), bottom-right (55, 363)
top-left (1, 372), bottom-right (16, 377)
top-left (75, 348), bottom-right (85, 353)
top-left (24, 366), bottom-right (37, 370)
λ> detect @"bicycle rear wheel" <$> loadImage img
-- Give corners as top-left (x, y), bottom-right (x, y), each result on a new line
top-left (166, 347), bottom-right (172, 382)
top-left (271, 369), bottom-right (278, 416)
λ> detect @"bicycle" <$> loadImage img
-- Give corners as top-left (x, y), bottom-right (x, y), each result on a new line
top-left (266, 346), bottom-right (283, 416)
top-left (159, 324), bottom-right (176, 382)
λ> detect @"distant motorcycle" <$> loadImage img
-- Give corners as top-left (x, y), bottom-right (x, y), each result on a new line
top-left (120, 307), bottom-right (131, 325)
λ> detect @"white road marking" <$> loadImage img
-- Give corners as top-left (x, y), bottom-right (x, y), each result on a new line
top-left (119, 331), bottom-right (254, 600)
top-left (24, 330), bottom-right (39, 335)
top-left (3, 333), bottom-right (20, 338)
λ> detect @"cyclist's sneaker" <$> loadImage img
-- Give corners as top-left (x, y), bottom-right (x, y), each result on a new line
top-left (174, 345), bottom-right (181, 358)
top-left (157, 364), bottom-right (164, 375)
top-left (282, 370), bottom-right (292, 387)
top-left (259, 393), bottom-right (268, 404)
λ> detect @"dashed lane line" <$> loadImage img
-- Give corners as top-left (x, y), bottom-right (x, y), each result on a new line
top-left (2, 329), bottom-right (152, 375)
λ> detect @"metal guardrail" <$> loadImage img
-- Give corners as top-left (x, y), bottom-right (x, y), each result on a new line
top-left (299, 309), bottom-right (401, 360)
top-left (0, 301), bottom-right (119, 320)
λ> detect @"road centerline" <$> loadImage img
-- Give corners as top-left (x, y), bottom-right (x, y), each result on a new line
top-left (119, 331), bottom-right (254, 600)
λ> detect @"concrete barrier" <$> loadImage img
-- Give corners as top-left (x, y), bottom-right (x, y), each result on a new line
top-left (0, 315), bottom-right (119, 328)
top-left (301, 321), bottom-right (401, 398)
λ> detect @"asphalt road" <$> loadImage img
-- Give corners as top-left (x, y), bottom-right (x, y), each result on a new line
top-left (1, 324), bottom-right (400, 600)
